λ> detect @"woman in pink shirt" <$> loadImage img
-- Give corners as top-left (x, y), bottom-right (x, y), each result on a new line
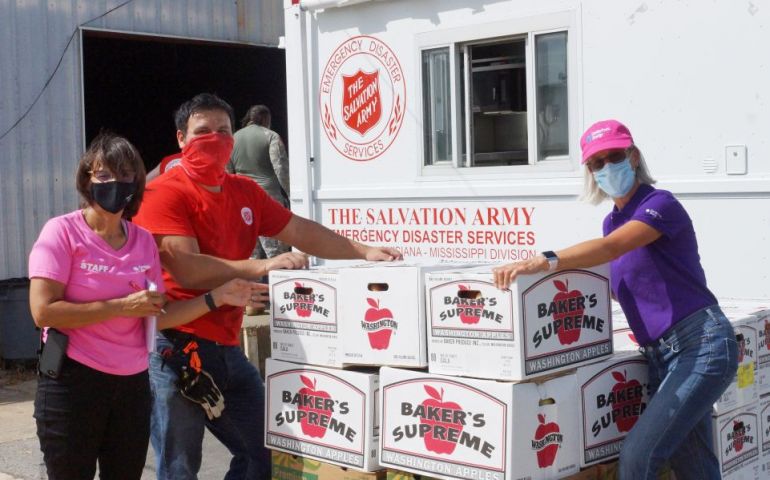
top-left (28, 133), bottom-right (267, 480)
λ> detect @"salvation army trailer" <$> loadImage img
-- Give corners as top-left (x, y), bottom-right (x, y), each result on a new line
top-left (282, 0), bottom-right (770, 300)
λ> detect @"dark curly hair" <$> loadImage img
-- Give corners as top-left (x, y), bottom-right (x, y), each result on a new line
top-left (76, 132), bottom-right (146, 218)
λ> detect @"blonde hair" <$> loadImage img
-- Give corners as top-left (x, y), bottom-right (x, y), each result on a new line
top-left (581, 146), bottom-right (656, 205)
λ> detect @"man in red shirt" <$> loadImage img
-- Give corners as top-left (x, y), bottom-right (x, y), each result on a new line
top-left (133, 93), bottom-right (401, 480)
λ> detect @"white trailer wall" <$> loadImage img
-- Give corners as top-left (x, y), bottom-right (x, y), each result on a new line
top-left (286, 0), bottom-right (770, 298)
top-left (0, 0), bottom-right (284, 280)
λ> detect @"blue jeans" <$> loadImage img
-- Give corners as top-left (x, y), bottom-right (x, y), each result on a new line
top-left (618, 305), bottom-right (739, 480)
top-left (149, 335), bottom-right (270, 480)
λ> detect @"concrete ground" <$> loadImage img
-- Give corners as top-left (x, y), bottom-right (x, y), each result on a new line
top-left (0, 314), bottom-right (270, 480)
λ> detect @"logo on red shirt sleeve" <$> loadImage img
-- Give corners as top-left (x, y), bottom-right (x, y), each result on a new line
top-left (241, 207), bottom-right (254, 226)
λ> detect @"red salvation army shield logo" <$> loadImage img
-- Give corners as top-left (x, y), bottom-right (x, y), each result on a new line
top-left (320, 35), bottom-right (406, 162)
top-left (342, 70), bottom-right (382, 135)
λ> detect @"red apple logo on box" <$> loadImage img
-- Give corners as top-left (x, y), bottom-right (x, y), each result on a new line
top-left (610, 371), bottom-right (643, 432)
top-left (390, 382), bottom-right (497, 461)
top-left (533, 276), bottom-right (603, 351)
top-left (531, 413), bottom-right (563, 468)
top-left (421, 385), bottom-right (464, 455)
top-left (275, 373), bottom-right (357, 444)
top-left (552, 280), bottom-right (582, 345)
top-left (361, 298), bottom-right (397, 350)
top-left (294, 282), bottom-right (314, 318)
top-left (298, 375), bottom-right (333, 438)
top-left (458, 285), bottom-right (481, 324)
top-left (732, 420), bottom-right (746, 452)
top-left (592, 370), bottom-right (646, 437)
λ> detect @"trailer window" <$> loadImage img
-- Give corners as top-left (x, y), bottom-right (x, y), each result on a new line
top-left (535, 32), bottom-right (568, 160)
top-left (422, 48), bottom-right (452, 164)
top-left (462, 39), bottom-right (527, 167)
top-left (421, 30), bottom-right (568, 169)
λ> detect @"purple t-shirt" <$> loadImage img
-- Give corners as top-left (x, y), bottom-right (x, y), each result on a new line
top-left (28, 210), bottom-right (164, 375)
top-left (603, 184), bottom-right (716, 345)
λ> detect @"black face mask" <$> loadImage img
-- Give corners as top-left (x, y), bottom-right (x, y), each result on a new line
top-left (90, 181), bottom-right (136, 214)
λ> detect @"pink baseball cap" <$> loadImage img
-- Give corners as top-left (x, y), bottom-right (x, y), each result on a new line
top-left (580, 119), bottom-right (634, 163)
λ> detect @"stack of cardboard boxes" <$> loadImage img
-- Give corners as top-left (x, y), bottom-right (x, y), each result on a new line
top-left (378, 264), bottom-right (624, 480)
top-left (266, 262), bottom-right (764, 479)
top-left (712, 301), bottom-right (770, 480)
top-left (265, 262), bottom-right (456, 476)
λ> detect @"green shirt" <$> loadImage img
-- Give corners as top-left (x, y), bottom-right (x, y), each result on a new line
top-left (228, 124), bottom-right (289, 200)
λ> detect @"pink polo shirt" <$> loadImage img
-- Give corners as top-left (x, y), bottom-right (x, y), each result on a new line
top-left (28, 210), bottom-right (164, 375)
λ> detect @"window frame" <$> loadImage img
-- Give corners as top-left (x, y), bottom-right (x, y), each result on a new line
top-left (415, 10), bottom-right (580, 180)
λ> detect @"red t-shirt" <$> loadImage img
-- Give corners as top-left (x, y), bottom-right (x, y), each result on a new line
top-left (133, 167), bottom-right (293, 344)
top-left (159, 153), bottom-right (182, 174)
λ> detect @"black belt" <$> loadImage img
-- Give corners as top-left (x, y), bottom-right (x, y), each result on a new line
top-left (161, 329), bottom-right (221, 348)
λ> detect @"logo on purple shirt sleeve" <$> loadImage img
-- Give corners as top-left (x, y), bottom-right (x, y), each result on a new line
top-left (644, 208), bottom-right (662, 220)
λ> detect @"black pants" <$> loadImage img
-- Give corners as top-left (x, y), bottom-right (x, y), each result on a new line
top-left (34, 357), bottom-right (151, 480)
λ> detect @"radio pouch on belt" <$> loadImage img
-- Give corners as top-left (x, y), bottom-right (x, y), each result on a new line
top-left (160, 332), bottom-right (225, 420)
top-left (38, 328), bottom-right (69, 379)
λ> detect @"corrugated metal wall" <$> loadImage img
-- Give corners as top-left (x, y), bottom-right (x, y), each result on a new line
top-left (0, 0), bottom-right (284, 280)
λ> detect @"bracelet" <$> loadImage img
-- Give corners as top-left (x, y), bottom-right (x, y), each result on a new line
top-left (204, 292), bottom-right (218, 312)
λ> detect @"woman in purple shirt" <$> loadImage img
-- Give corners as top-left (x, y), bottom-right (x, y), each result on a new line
top-left (493, 120), bottom-right (738, 480)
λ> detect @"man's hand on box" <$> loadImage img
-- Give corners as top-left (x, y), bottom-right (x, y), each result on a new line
top-left (264, 252), bottom-right (309, 273)
top-left (364, 246), bottom-right (403, 262)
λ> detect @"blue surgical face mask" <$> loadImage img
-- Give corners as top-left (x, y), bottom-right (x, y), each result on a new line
top-left (593, 158), bottom-right (636, 198)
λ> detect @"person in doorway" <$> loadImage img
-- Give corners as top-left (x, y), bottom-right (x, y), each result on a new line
top-left (492, 119), bottom-right (738, 480)
top-left (229, 105), bottom-right (292, 295)
top-left (28, 133), bottom-right (266, 480)
top-left (132, 93), bottom-right (401, 480)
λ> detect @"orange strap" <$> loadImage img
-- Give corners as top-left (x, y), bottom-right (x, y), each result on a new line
top-left (182, 341), bottom-right (202, 373)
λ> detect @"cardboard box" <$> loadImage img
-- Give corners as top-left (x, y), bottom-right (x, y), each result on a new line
top-left (721, 300), bottom-right (770, 397)
top-left (721, 300), bottom-right (770, 396)
top-left (759, 394), bottom-right (770, 479)
top-left (716, 305), bottom-right (760, 415)
top-left (609, 304), bottom-right (640, 353)
top-left (712, 402), bottom-right (760, 480)
top-left (425, 265), bottom-right (612, 381)
top-left (576, 352), bottom-right (650, 467)
top-left (340, 262), bottom-right (472, 367)
top-left (241, 313), bottom-right (271, 379)
top-left (265, 358), bottom-right (380, 471)
top-left (379, 366), bottom-right (580, 480)
top-left (611, 327), bottom-right (639, 353)
top-left (270, 268), bottom-right (344, 367)
top-left (755, 310), bottom-right (770, 396)
top-left (271, 451), bottom-right (386, 479)
top-left (385, 470), bottom-right (440, 480)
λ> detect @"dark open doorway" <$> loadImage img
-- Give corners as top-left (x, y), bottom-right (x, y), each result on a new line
top-left (82, 31), bottom-right (287, 172)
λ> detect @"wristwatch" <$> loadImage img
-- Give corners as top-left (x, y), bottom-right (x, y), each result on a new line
top-left (541, 251), bottom-right (559, 272)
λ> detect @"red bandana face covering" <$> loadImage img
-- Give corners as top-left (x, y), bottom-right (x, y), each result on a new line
top-left (180, 132), bottom-right (234, 186)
